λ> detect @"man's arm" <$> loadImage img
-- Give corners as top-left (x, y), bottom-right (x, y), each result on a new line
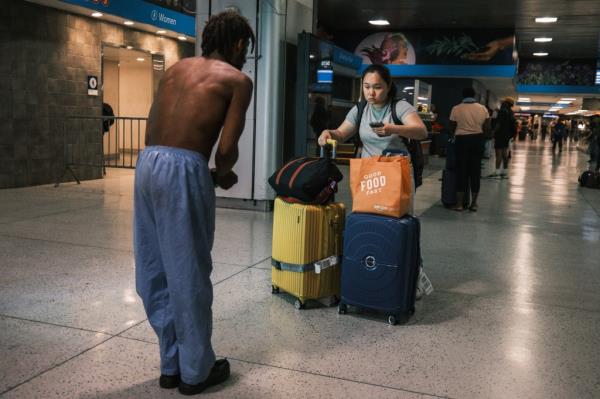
top-left (215, 75), bottom-right (253, 178)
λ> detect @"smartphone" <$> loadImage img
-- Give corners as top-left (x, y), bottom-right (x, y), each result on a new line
top-left (369, 121), bottom-right (384, 128)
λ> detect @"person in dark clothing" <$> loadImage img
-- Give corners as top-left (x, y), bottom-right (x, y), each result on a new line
top-left (488, 98), bottom-right (515, 179)
top-left (102, 102), bottom-right (115, 134)
top-left (552, 120), bottom-right (566, 153)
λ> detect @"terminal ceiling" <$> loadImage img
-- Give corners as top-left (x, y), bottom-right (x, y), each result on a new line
top-left (317, 0), bottom-right (600, 60)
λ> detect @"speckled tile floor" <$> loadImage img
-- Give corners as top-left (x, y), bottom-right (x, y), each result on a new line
top-left (1, 139), bottom-right (599, 398)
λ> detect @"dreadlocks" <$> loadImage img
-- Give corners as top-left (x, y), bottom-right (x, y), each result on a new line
top-left (201, 11), bottom-right (255, 62)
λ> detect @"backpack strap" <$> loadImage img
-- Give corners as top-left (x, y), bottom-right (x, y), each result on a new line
top-left (353, 100), bottom-right (367, 156)
top-left (392, 99), bottom-right (424, 188)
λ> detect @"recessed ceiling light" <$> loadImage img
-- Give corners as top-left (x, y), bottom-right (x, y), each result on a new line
top-left (533, 52), bottom-right (548, 56)
top-left (91, 12), bottom-right (103, 18)
top-left (557, 100), bottom-right (572, 104)
top-left (178, 36), bottom-right (187, 41)
top-left (535, 17), bottom-right (558, 23)
top-left (521, 106), bottom-right (530, 110)
top-left (136, 58), bottom-right (145, 62)
top-left (560, 98), bottom-right (576, 101)
top-left (534, 37), bottom-right (552, 42)
top-left (156, 30), bottom-right (166, 35)
top-left (124, 20), bottom-right (135, 26)
top-left (126, 46), bottom-right (133, 50)
top-left (369, 20), bottom-right (390, 26)
top-left (518, 98), bottom-right (531, 102)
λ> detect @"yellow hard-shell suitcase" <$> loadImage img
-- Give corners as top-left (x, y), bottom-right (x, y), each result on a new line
top-left (271, 197), bottom-right (345, 309)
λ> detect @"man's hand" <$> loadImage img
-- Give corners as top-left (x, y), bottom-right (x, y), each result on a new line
top-left (210, 169), bottom-right (238, 189)
top-left (215, 170), bottom-right (238, 190)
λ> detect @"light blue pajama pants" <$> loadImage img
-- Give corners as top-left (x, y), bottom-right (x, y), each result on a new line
top-left (133, 145), bottom-right (216, 385)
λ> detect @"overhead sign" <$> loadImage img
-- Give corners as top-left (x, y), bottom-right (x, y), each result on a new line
top-left (59, 0), bottom-right (195, 36)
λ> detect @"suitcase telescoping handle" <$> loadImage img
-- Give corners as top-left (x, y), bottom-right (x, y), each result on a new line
top-left (320, 139), bottom-right (337, 159)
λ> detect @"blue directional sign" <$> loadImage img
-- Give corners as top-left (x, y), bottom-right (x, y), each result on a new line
top-left (59, 0), bottom-right (196, 36)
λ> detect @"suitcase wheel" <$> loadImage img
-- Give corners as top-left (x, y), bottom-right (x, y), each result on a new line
top-left (337, 303), bottom-right (347, 315)
top-left (294, 299), bottom-right (305, 310)
top-left (388, 315), bottom-right (398, 326)
top-left (271, 285), bottom-right (280, 294)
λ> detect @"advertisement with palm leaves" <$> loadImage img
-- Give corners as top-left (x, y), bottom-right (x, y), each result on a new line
top-left (332, 30), bottom-right (514, 65)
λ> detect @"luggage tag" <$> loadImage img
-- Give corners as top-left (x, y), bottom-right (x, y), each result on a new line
top-left (314, 255), bottom-right (338, 274)
top-left (418, 269), bottom-right (434, 295)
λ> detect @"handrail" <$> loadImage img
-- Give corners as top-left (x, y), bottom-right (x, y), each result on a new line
top-left (55, 116), bottom-right (148, 187)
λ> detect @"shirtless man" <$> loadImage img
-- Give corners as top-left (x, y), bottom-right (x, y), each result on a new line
top-left (133, 12), bottom-right (254, 396)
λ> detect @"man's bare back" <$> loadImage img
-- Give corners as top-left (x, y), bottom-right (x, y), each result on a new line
top-left (146, 57), bottom-right (253, 168)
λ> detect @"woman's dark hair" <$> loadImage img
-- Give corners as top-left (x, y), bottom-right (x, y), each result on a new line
top-left (361, 64), bottom-right (397, 100)
top-left (201, 12), bottom-right (255, 61)
top-left (462, 87), bottom-right (476, 99)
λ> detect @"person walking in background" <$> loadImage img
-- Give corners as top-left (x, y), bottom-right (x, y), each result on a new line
top-left (448, 88), bottom-right (489, 211)
top-left (552, 119), bottom-right (566, 154)
top-left (488, 98), bottom-right (516, 179)
top-left (482, 107), bottom-right (494, 159)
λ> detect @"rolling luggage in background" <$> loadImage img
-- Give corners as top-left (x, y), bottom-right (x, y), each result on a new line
top-left (441, 169), bottom-right (470, 208)
top-left (445, 137), bottom-right (457, 170)
top-left (338, 213), bottom-right (421, 325)
top-left (442, 137), bottom-right (470, 208)
top-left (271, 198), bottom-right (345, 309)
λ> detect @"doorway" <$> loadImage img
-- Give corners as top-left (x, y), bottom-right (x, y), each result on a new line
top-left (101, 44), bottom-right (165, 167)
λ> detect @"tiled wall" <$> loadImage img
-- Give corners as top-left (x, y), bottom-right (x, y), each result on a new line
top-left (0, 1), bottom-right (194, 188)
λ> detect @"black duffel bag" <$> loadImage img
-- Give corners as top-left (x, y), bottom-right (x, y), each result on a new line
top-left (268, 152), bottom-right (343, 204)
top-left (579, 170), bottom-right (600, 189)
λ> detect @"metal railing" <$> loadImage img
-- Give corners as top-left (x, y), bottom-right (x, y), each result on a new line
top-left (55, 116), bottom-right (147, 187)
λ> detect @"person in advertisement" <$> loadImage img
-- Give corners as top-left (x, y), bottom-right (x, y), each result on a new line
top-left (133, 11), bottom-right (254, 396)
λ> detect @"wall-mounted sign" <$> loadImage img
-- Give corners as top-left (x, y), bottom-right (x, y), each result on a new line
top-left (317, 59), bottom-right (333, 84)
top-left (87, 75), bottom-right (98, 96)
top-left (59, 0), bottom-right (195, 36)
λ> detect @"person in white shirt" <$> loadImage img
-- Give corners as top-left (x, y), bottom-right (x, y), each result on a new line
top-left (449, 88), bottom-right (489, 211)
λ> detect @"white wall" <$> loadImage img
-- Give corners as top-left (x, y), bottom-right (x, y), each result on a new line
top-left (286, 0), bottom-right (313, 44)
top-left (103, 60), bottom-right (119, 156)
top-left (119, 60), bottom-right (152, 150)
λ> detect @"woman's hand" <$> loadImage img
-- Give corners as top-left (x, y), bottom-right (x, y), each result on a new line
top-left (318, 130), bottom-right (333, 146)
top-left (372, 123), bottom-right (393, 137)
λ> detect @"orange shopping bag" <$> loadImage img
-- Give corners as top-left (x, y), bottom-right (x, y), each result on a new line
top-left (349, 155), bottom-right (413, 218)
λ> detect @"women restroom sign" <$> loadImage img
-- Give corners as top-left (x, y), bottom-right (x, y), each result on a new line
top-left (59, 0), bottom-right (195, 36)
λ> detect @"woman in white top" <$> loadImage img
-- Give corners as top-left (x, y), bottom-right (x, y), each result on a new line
top-left (317, 64), bottom-right (427, 157)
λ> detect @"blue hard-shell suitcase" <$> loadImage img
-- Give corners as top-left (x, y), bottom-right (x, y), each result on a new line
top-left (339, 213), bottom-right (421, 325)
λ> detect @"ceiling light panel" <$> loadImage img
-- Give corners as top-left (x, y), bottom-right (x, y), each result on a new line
top-left (369, 20), bottom-right (390, 26)
top-left (535, 17), bottom-right (558, 23)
